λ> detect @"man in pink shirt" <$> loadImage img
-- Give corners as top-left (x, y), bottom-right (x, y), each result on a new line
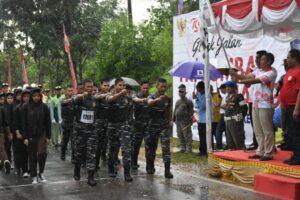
top-left (230, 52), bottom-right (277, 161)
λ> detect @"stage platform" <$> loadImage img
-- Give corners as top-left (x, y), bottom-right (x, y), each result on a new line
top-left (208, 149), bottom-right (300, 199)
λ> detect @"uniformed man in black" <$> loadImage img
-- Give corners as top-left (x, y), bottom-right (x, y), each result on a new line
top-left (94, 78), bottom-right (110, 169)
top-left (146, 78), bottom-right (173, 179)
top-left (72, 80), bottom-right (98, 186)
top-left (60, 85), bottom-right (74, 160)
top-left (131, 80), bottom-right (150, 170)
top-left (106, 78), bottom-right (133, 182)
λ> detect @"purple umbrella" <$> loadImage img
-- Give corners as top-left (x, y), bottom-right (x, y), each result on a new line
top-left (169, 60), bottom-right (222, 81)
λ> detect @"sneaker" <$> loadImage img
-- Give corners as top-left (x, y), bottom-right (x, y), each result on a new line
top-left (38, 173), bottom-right (47, 183)
top-left (23, 172), bottom-right (29, 178)
top-left (32, 177), bottom-right (38, 184)
top-left (4, 160), bottom-right (11, 174)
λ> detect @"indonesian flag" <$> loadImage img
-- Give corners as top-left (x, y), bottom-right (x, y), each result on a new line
top-left (8, 58), bottom-right (12, 89)
top-left (20, 48), bottom-right (29, 85)
top-left (63, 27), bottom-right (78, 93)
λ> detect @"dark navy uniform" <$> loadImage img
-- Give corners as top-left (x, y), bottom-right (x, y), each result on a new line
top-left (146, 94), bottom-right (172, 175)
top-left (60, 97), bottom-right (75, 160)
top-left (72, 95), bottom-right (98, 171)
top-left (106, 92), bottom-right (132, 179)
top-left (131, 93), bottom-right (150, 169)
top-left (94, 93), bottom-right (109, 168)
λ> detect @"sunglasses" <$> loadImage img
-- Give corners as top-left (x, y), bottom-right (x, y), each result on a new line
top-left (179, 91), bottom-right (185, 93)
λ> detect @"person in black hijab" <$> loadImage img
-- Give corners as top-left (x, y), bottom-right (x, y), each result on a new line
top-left (13, 89), bottom-right (30, 177)
top-left (23, 88), bottom-right (51, 184)
top-left (3, 92), bottom-right (14, 165)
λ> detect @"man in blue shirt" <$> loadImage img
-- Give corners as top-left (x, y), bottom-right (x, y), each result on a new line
top-left (193, 81), bottom-right (212, 156)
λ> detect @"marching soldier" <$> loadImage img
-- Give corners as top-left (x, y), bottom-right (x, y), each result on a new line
top-left (60, 85), bottom-right (75, 160)
top-left (131, 80), bottom-right (150, 170)
top-left (146, 78), bottom-right (173, 179)
top-left (72, 80), bottom-right (98, 186)
top-left (106, 78), bottom-right (133, 182)
top-left (94, 79), bottom-right (110, 169)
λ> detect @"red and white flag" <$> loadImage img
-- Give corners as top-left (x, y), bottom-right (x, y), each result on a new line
top-left (63, 27), bottom-right (78, 93)
top-left (8, 58), bottom-right (12, 89)
top-left (20, 48), bottom-right (29, 85)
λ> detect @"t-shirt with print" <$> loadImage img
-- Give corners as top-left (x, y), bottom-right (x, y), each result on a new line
top-left (249, 67), bottom-right (277, 109)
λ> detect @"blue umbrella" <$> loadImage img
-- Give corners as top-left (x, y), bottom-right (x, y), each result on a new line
top-left (169, 60), bottom-right (222, 81)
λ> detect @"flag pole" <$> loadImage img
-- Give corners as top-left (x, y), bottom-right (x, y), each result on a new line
top-left (206, 0), bottom-right (231, 69)
top-left (199, 0), bottom-right (212, 153)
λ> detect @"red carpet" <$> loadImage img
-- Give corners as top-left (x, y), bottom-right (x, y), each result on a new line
top-left (210, 149), bottom-right (300, 199)
top-left (213, 149), bottom-right (300, 170)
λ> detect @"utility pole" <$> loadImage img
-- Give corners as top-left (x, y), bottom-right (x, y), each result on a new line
top-left (127, 0), bottom-right (133, 26)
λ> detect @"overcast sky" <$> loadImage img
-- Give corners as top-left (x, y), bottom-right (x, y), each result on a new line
top-left (119, 0), bottom-right (159, 24)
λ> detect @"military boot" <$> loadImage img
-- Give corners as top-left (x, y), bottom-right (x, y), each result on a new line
top-left (60, 147), bottom-right (66, 161)
top-left (131, 153), bottom-right (139, 170)
top-left (164, 162), bottom-right (174, 179)
top-left (108, 163), bottom-right (116, 178)
top-left (146, 159), bottom-right (155, 174)
top-left (73, 165), bottom-right (81, 181)
top-left (87, 171), bottom-right (97, 186)
top-left (124, 166), bottom-right (133, 182)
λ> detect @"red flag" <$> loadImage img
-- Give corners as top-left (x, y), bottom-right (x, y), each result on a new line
top-left (20, 48), bottom-right (29, 85)
top-left (8, 58), bottom-right (12, 89)
top-left (63, 28), bottom-right (78, 94)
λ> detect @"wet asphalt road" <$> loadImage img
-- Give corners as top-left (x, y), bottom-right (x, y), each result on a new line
top-left (0, 147), bottom-right (278, 200)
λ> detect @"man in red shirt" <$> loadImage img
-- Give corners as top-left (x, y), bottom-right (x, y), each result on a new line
top-left (280, 49), bottom-right (300, 165)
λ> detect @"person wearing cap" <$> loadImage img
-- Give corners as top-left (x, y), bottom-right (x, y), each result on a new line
top-left (3, 92), bottom-right (14, 165)
top-left (1, 83), bottom-right (9, 94)
top-left (51, 86), bottom-right (63, 147)
top-left (215, 84), bottom-right (227, 150)
top-left (0, 98), bottom-right (12, 174)
top-left (0, 93), bottom-right (5, 108)
top-left (23, 87), bottom-right (51, 184)
top-left (172, 84), bottom-right (193, 153)
top-left (224, 80), bottom-right (248, 150)
top-left (13, 89), bottom-right (31, 178)
top-left (230, 52), bottom-right (277, 161)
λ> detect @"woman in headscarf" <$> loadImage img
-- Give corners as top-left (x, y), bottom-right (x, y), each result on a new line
top-left (3, 92), bottom-right (14, 165)
top-left (23, 88), bottom-right (51, 184)
top-left (13, 89), bottom-right (30, 177)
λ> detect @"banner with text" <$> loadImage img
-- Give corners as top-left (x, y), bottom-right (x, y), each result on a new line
top-left (173, 11), bottom-right (291, 142)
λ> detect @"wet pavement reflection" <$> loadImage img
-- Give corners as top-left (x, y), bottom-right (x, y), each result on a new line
top-left (0, 147), bottom-right (279, 200)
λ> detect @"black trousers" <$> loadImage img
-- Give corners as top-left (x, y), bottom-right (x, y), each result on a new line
top-left (61, 125), bottom-right (72, 153)
top-left (4, 135), bottom-right (12, 162)
top-left (249, 103), bottom-right (258, 147)
top-left (29, 136), bottom-right (47, 177)
top-left (286, 106), bottom-right (300, 158)
top-left (13, 138), bottom-right (28, 172)
top-left (197, 123), bottom-right (207, 154)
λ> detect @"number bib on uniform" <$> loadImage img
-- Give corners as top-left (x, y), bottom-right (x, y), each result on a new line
top-left (80, 110), bottom-right (94, 124)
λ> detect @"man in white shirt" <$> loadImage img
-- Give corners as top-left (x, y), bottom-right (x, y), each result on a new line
top-left (230, 52), bottom-right (277, 161)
